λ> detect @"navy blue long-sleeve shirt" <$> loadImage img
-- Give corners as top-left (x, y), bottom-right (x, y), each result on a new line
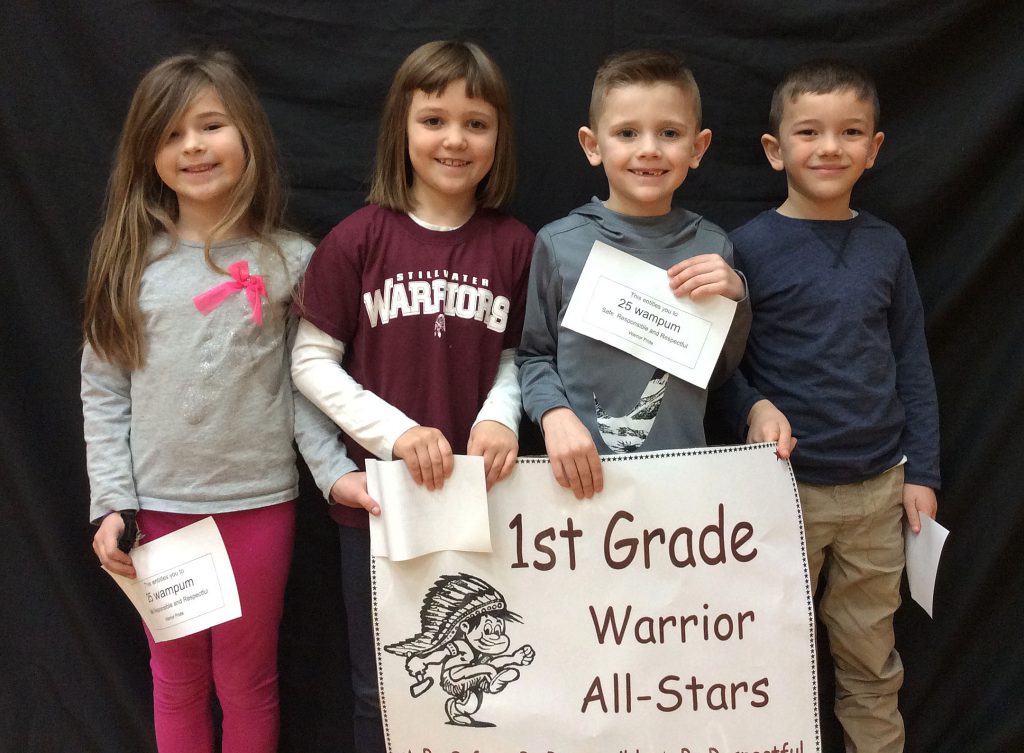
top-left (715, 209), bottom-right (940, 488)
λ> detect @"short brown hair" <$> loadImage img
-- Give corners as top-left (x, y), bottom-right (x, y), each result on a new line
top-left (368, 40), bottom-right (516, 212)
top-left (768, 59), bottom-right (880, 136)
top-left (588, 49), bottom-right (702, 128)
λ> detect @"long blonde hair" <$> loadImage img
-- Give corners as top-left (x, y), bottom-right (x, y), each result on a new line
top-left (83, 51), bottom-right (284, 369)
top-left (368, 40), bottom-right (517, 213)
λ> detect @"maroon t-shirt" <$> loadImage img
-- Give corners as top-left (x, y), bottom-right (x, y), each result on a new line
top-left (297, 205), bottom-right (534, 526)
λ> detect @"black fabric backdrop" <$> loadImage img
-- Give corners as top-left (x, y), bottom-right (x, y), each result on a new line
top-left (2, 2), bottom-right (1022, 751)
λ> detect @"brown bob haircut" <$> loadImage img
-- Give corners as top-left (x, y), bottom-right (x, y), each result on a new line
top-left (368, 40), bottom-right (516, 212)
top-left (768, 59), bottom-right (880, 136)
top-left (588, 49), bottom-right (702, 129)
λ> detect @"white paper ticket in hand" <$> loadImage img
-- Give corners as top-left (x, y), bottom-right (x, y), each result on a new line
top-left (368, 455), bottom-right (491, 562)
top-left (561, 240), bottom-right (738, 389)
top-left (904, 512), bottom-right (949, 618)
top-left (104, 516), bottom-right (241, 643)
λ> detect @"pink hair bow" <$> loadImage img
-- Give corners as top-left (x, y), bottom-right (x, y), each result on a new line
top-left (193, 260), bottom-right (267, 326)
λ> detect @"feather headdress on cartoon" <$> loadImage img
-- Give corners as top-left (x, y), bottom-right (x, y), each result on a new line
top-left (384, 573), bottom-right (521, 657)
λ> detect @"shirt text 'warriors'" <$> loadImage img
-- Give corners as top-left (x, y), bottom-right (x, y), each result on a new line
top-left (362, 269), bottom-right (510, 332)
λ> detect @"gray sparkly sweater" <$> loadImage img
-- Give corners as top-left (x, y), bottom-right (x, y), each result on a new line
top-left (82, 232), bottom-right (356, 523)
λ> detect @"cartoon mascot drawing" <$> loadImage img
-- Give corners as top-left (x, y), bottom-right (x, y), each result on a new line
top-left (384, 572), bottom-right (535, 727)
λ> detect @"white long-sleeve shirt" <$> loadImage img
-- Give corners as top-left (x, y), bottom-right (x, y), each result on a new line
top-left (291, 318), bottom-right (522, 461)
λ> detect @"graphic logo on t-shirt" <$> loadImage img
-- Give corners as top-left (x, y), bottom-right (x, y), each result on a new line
top-left (595, 369), bottom-right (669, 452)
top-left (363, 269), bottom-right (510, 334)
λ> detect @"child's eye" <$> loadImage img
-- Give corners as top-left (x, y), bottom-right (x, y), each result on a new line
top-left (617, 128), bottom-right (638, 139)
top-left (660, 128), bottom-right (680, 139)
top-left (467, 119), bottom-right (489, 130)
top-left (165, 130), bottom-right (181, 142)
top-left (844, 128), bottom-right (864, 136)
top-left (421, 117), bottom-right (442, 127)
top-left (796, 129), bottom-right (817, 137)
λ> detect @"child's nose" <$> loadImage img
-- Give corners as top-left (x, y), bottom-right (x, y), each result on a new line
top-left (818, 134), bottom-right (841, 154)
top-left (442, 125), bottom-right (468, 150)
top-left (183, 129), bottom-right (205, 153)
top-left (637, 133), bottom-right (661, 156)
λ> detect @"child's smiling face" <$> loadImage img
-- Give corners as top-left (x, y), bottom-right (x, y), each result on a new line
top-left (154, 88), bottom-right (246, 225)
top-left (579, 82), bottom-right (711, 217)
top-left (406, 80), bottom-right (498, 223)
top-left (763, 89), bottom-right (884, 220)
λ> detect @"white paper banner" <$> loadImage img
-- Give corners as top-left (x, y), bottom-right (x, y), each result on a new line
top-left (372, 444), bottom-right (820, 753)
top-left (105, 516), bottom-right (241, 642)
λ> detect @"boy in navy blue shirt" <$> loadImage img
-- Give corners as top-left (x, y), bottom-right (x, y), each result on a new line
top-left (714, 60), bottom-right (940, 753)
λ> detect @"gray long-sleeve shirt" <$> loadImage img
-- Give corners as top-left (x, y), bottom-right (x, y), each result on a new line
top-left (517, 200), bottom-right (751, 453)
top-left (82, 232), bottom-right (356, 523)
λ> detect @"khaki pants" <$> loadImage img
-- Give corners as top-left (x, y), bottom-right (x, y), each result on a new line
top-left (798, 465), bottom-right (906, 753)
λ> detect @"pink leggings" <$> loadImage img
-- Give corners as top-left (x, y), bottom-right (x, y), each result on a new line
top-left (137, 502), bottom-right (295, 753)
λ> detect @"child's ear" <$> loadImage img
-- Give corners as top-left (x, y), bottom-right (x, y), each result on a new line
top-left (689, 128), bottom-right (713, 168)
top-left (578, 127), bottom-right (602, 166)
top-left (761, 133), bottom-right (785, 172)
top-left (865, 131), bottom-right (885, 169)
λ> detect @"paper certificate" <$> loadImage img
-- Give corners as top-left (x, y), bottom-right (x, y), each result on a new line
top-left (562, 241), bottom-right (738, 389)
top-left (105, 516), bottom-right (241, 642)
top-left (905, 512), bottom-right (949, 618)
top-left (368, 455), bottom-right (491, 561)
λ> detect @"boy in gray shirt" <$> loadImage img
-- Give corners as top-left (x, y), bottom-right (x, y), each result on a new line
top-left (517, 49), bottom-right (750, 499)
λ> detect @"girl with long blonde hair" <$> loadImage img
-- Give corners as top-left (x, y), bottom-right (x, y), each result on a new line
top-left (82, 50), bottom-right (359, 753)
